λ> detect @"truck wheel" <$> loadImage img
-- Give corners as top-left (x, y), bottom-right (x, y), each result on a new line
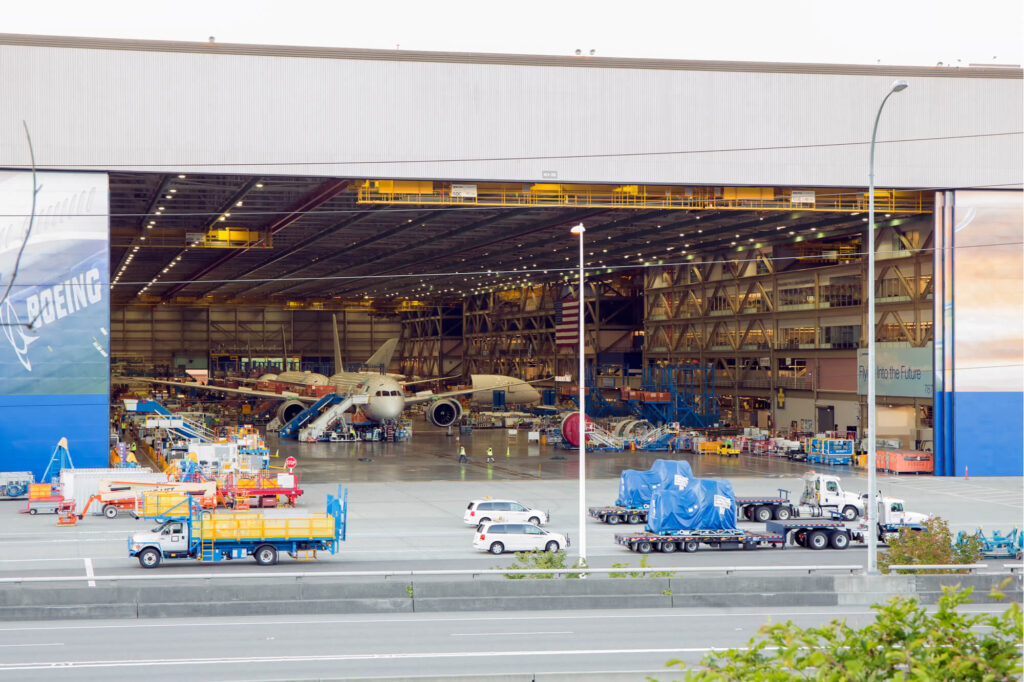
top-left (774, 506), bottom-right (792, 520)
top-left (661, 541), bottom-right (677, 553)
top-left (528, 517), bottom-right (541, 526)
top-left (627, 514), bottom-right (642, 524)
top-left (254, 545), bottom-right (278, 566)
top-left (489, 542), bottom-right (504, 555)
top-left (138, 548), bottom-right (161, 568)
top-left (28, 508), bottom-right (37, 515)
top-left (842, 506), bottom-right (859, 521)
top-left (104, 505), bottom-right (119, 519)
top-left (829, 531), bottom-right (850, 550)
top-left (544, 541), bottom-right (560, 552)
top-left (754, 506), bottom-right (772, 523)
top-left (606, 514), bottom-right (621, 525)
top-left (683, 540), bottom-right (699, 553)
top-left (808, 530), bottom-right (829, 550)
top-left (636, 541), bottom-right (654, 553)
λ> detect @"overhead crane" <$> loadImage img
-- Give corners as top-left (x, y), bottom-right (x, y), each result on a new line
top-left (358, 180), bottom-right (933, 215)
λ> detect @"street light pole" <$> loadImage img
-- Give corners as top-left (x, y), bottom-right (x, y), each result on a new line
top-left (867, 79), bottom-right (908, 574)
top-left (571, 222), bottom-right (587, 566)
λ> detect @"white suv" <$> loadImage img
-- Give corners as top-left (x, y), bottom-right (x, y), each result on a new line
top-left (463, 499), bottom-right (548, 526)
top-left (473, 522), bottom-right (568, 554)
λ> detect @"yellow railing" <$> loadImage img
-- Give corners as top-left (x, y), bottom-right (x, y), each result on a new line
top-left (357, 181), bottom-right (932, 214)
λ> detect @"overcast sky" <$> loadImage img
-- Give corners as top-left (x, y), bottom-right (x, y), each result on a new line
top-left (5, 0), bottom-right (1022, 67)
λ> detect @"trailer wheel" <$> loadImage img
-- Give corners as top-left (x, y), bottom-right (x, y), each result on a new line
top-left (103, 505), bottom-right (119, 519)
top-left (627, 514), bottom-right (643, 524)
top-left (842, 505), bottom-right (859, 521)
top-left (829, 531), bottom-right (850, 550)
top-left (683, 540), bottom-right (699, 553)
top-left (636, 541), bottom-right (654, 553)
top-left (754, 506), bottom-right (772, 523)
top-left (489, 542), bottom-right (504, 555)
top-left (606, 514), bottom-right (621, 525)
top-left (138, 547), bottom-right (161, 569)
top-left (808, 530), bottom-right (829, 550)
top-left (774, 506), bottom-right (792, 521)
top-left (254, 545), bottom-right (278, 566)
top-left (661, 541), bottom-right (677, 553)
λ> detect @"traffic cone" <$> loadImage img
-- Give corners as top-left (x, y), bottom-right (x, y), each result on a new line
top-left (506, 447), bottom-right (511, 458)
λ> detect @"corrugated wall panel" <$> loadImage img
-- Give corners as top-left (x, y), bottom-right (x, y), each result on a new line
top-left (0, 43), bottom-right (1020, 188)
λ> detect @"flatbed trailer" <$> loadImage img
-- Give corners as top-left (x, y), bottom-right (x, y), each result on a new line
top-left (615, 518), bottom-right (860, 553)
top-left (614, 528), bottom-right (786, 553)
top-left (592, 490), bottom-right (804, 525)
top-left (588, 505), bottom-right (648, 525)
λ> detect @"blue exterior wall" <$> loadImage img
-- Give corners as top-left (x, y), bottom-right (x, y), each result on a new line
top-left (0, 171), bottom-right (109, 481)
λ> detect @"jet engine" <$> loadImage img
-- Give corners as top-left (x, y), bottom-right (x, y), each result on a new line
top-left (425, 398), bottom-right (463, 427)
top-left (276, 400), bottom-right (307, 425)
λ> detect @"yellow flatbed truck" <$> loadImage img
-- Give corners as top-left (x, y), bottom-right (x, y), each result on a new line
top-left (128, 487), bottom-right (346, 568)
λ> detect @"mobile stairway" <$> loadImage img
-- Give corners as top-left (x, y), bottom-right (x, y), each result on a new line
top-left (297, 395), bottom-right (368, 442)
top-left (125, 399), bottom-right (215, 443)
top-left (278, 394), bottom-right (344, 440)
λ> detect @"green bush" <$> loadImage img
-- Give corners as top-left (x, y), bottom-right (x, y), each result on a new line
top-left (499, 549), bottom-right (570, 579)
top-left (653, 581), bottom-right (1022, 681)
top-left (879, 516), bottom-right (983, 574)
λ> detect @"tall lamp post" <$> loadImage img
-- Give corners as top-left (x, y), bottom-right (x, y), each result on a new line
top-left (570, 222), bottom-right (587, 566)
top-left (867, 79), bottom-right (908, 573)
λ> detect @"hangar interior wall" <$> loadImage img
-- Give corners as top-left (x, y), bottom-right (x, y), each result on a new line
top-left (111, 306), bottom-right (401, 374)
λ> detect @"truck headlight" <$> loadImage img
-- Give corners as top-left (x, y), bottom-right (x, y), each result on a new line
top-left (131, 544), bottom-right (141, 551)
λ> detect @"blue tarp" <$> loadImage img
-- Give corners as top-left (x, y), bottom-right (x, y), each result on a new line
top-left (615, 459), bottom-right (693, 508)
top-left (646, 478), bottom-right (737, 532)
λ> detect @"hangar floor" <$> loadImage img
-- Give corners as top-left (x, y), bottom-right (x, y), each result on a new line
top-left (271, 424), bottom-right (839, 483)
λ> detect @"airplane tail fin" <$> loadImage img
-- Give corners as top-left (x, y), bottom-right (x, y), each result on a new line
top-left (332, 313), bottom-right (343, 373)
top-left (365, 338), bottom-right (398, 370)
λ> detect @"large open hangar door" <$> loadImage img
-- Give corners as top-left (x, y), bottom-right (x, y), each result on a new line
top-left (107, 172), bottom-right (935, 444)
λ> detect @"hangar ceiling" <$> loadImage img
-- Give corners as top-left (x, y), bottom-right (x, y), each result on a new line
top-left (108, 172), bottom-right (932, 307)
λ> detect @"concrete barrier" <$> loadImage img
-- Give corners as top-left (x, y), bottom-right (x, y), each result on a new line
top-left (0, 572), bottom-right (1017, 621)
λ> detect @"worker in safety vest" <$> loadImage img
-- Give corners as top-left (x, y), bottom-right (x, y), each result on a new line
top-left (486, 446), bottom-right (495, 463)
top-left (130, 442), bottom-right (137, 454)
top-left (458, 446), bottom-right (468, 464)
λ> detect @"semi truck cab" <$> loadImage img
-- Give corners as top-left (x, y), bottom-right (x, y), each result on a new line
top-left (799, 472), bottom-right (865, 520)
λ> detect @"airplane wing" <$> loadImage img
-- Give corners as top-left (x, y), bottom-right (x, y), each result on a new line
top-left (399, 375), bottom-right (459, 387)
top-left (124, 377), bottom-right (318, 403)
top-left (404, 378), bottom-right (547, 405)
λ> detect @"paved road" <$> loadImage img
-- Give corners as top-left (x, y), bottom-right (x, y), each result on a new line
top-left (1, 471), bottom-right (1020, 580)
top-left (0, 604), bottom-right (1010, 680)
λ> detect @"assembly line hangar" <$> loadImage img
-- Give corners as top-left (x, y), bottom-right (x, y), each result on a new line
top-left (0, 33), bottom-right (1020, 478)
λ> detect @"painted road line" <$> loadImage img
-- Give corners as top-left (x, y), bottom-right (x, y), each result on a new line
top-left (0, 647), bottom-right (750, 671)
top-left (83, 558), bottom-right (95, 587)
top-left (451, 631), bottom-right (573, 636)
top-left (0, 643), bottom-right (64, 648)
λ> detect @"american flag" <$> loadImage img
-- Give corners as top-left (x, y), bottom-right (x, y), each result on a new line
top-left (555, 298), bottom-right (579, 347)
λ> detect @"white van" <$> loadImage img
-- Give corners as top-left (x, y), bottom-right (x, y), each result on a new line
top-left (463, 499), bottom-right (548, 526)
top-left (473, 522), bottom-right (568, 554)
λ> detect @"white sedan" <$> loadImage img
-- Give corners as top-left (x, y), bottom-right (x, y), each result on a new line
top-left (464, 499), bottom-right (548, 526)
top-left (473, 522), bottom-right (568, 554)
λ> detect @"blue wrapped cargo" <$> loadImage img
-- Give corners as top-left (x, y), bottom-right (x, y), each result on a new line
top-left (646, 478), bottom-right (737, 532)
top-left (615, 459), bottom-right (693, 508)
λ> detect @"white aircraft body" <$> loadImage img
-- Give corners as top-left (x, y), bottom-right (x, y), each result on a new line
top-left (137, 318), bottom-right (541, 431)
